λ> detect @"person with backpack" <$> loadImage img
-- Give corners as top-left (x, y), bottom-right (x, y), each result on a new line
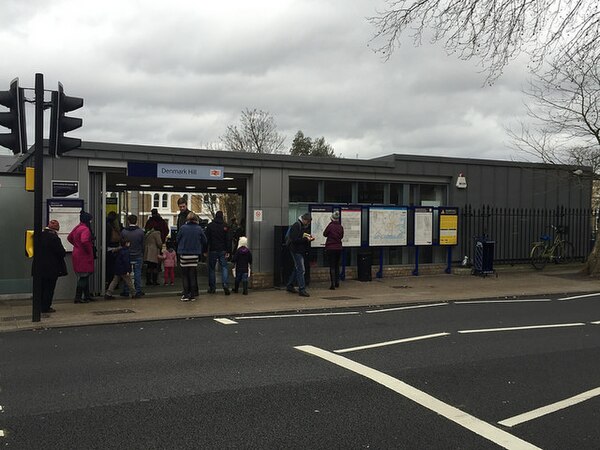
top-left (285, 212), bottom-right (314, 297)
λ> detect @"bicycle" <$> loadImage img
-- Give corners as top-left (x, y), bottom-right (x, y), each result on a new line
top-left (530, 225), bottom-right (574, 270)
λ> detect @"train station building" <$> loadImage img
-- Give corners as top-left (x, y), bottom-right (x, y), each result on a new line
top-left (0, 141), bottom-right (593, 299)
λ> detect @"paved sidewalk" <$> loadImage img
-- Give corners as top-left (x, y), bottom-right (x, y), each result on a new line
top-left (1, 264), bottom-right (598, 332)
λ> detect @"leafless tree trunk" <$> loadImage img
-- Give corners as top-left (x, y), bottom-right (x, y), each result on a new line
top-left (221, 108), bottom-right (286, 154)
top-left (369, 0), bottom-right (600, 82)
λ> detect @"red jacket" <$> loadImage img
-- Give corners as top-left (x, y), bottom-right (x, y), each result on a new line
top-left (67, 222), bottom-right (95, 273)
top-left (323, 221), bottom-right (344, 250)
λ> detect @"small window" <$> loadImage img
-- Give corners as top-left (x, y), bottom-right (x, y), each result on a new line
top-left (162, 193), bottom-right (168, 208)
top-left (153, 193), bottom-right (159, 208)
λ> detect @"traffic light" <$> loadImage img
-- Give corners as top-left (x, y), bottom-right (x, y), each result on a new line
top-left (49, 82), bottom-right (83, 157)
top-left (0, 78), bottom-right (27, 154)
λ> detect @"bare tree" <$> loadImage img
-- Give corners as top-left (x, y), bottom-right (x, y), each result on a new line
top-left (508, 52), bottom-right (600, 170)
top-left (369, 0), bottom-right (600, 82)
top-left (508, 52), bottom-right (600, 275)
top-left (221, 108), bottom-right (286, 154)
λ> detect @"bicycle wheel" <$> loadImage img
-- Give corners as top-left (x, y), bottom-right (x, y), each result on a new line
top-left (530, 244), bottom-right (547, 270)
top-left (555, 241), bottom-right (574, 264)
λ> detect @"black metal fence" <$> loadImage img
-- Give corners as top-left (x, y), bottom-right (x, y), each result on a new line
top-left (459, 205), bottom-right (597, 264)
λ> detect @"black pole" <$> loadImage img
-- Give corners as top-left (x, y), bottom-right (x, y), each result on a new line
top-left (32, 73), bottom-right (44, 322)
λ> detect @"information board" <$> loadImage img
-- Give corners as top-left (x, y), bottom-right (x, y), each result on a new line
top-left (439, 207), bottom-right (459, 245)
top-left (309, 206), bottom-right (334, 247)
top-left (414, 207), bottom-right (433, 245)
top-left (341, 207), bottom-right (362, 247)
top-left (47, 199), bottom-right (84, 252)
top-left (368, 206), bottom-right (408, 247)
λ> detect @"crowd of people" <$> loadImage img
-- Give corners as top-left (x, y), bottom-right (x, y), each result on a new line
top-left (35, 198), bottom-right (345, 313)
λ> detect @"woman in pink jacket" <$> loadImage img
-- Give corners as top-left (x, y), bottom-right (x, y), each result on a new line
top-left (67, 211), bottom-right (95, 303)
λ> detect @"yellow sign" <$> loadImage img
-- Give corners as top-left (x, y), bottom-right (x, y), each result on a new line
top-left (25, 230), bottom-right (34, 257)
top-left (25, 167), bottom-right (35, 191)
top-left (439, 212), bottom-right (458, 246)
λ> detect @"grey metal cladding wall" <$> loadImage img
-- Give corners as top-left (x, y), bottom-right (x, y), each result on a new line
top-left (398, 156), bottom-right (591, 209)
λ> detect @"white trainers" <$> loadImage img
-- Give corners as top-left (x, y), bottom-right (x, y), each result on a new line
top-left (189, 297), bottom-right (196, 302)
top-left (180, 295), bottom-right (190, 302)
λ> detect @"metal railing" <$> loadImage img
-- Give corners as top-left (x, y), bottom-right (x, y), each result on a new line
top-left (459, 205), bottom-right (596, 264)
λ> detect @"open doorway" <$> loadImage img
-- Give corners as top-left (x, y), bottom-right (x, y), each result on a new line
top-left (102, 172), bottom-right (247, 295)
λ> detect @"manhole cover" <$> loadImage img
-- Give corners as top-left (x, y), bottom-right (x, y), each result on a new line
top-left (92, 309), bottom-right (136, 316)
top-left (322, 296), bottom-right (359, 301)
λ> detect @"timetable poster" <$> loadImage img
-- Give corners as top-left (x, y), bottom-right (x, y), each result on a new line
top-left (340, 207), bottom-right (362, 247)
top-left (414, 207), bottom-right (433, 246)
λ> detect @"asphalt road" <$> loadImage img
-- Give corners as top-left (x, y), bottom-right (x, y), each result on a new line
top-left (1, 293), bottom-right (599, 449)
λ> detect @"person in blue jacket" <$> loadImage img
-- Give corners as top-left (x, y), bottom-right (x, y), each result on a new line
top-left (104, 238), bottom-right (135, 299)
top-left (177, 212), bottom-right (207, 302)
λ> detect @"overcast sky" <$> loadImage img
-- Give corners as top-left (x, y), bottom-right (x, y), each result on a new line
top-left (1, 0), bottom-right (534, 161)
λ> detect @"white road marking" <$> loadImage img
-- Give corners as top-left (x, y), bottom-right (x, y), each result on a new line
top-left (334, 332), bottom-right (450, 354)
top-left (455, 299), bottom-right (551, 304)
top-left (234, 311), bottom-right (360, 320)
top-left (591, 321), bottom-right (600, 325)
top-left (295, 345), bottom-right (540, 450)
top-left (498, 387), bottom-right (600, 428)
top-left (0, 430), bottom-right (4, 437)
top-left (458, 323), bottom-right (585, 334)
top-left (214, 318), bottom-right (238, 325)
top-left (366, 302), bottom-right (448, 314)
top-left (558, 292), bottom-right (600, 301)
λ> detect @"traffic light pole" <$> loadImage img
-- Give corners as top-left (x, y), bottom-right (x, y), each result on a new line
top-left (32, 73), bottom-right (44, 322)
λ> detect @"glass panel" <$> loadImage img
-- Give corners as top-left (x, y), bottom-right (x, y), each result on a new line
top-left (324, 180), bottom-right (352, 203)
top-left (162, 193), bottom-right (168, 208)
top-left (420, 184), bottom-right (447, 206)
top-left (390, 183), bottom-right (404, 205)
top-left (153, 193), bottom-right (159, 208)
top-left (289, 178), bottom-right (319, 203)
top-left (358, 182), bottom-right (385, 204)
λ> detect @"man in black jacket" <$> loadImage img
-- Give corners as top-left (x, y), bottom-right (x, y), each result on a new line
top-left (36, 220), bottom-right (67, 313)
top-left (205, 210), bottom-right (232, 295)
top-left (286, 213), bottom-right (314, 297)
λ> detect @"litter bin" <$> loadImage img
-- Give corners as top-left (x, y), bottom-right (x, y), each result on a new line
top-left (357, 250), bottom-right (372, 282)
top-left (473, 238), bottom-right (494, 276)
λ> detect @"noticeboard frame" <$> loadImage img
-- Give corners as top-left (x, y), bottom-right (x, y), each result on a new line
top-left (47, 198), bottom-right (84, 253)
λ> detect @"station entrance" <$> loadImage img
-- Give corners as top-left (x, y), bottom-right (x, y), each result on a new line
top-left (94, 170), bottom-right (247, 296)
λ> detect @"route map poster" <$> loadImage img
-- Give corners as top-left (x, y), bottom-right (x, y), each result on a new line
top-left (341, 207), bottom-right (362, 247)
top-left (439, 208), bottom-right (458, 245)
top-left (414, 207), bottom-right (433, 246)
top-left (368, 206), bottom-right (408, 247)
top-left (309, 206), bottom-right (333, 247)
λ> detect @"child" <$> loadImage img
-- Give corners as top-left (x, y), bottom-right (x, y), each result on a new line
top-left (231, 236), bottom-right (252, 295)
top-left (104, 239), bottom-right (135, 299)
top-left (158, 244), bottom-right (177, 285)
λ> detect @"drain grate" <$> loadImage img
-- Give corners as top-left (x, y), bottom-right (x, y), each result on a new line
top-left (92, 309), bottom-right (136, 316)
top-left (322, 296), bottom-right (359, 301)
